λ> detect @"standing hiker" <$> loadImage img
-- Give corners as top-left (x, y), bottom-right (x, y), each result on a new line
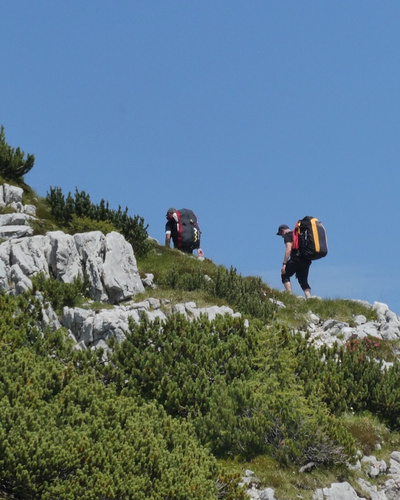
top-left (276, 224), bottom-right (312, 299)
top-left (165, 207), bottom-right (202, 256)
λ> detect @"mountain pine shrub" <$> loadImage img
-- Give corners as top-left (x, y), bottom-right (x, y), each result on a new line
top-left (46, 186), bottom-right (150, 256)
top-left (31, 272), bottom-right (89, 315)
top-left (67, 214), bottom-right (118, 235)
top-left (0, 292), bottom-right (229, 499)
top-left (157, 264), bottom-right (276, 322)
top-left (0, 125), bottom-right (35, 182)
top-left (295, 333), bottom-right (400, 429)
top-left (107, 314), bottom-right (356, 465)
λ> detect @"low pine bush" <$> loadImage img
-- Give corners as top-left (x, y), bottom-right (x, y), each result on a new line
top-left (31, 272), bottom-right (89, 315)
top-left (154, 262), bottom-right (276, 322)
top-left (0, 292), bottom-right (226, 500)
top-left (295, 333), bottom-right (400, 428)
top-left (0, 125), bottom-right (35, 182)
top-left (107, 315), bottom-right (356, 465)
top-left (67, 214), bottom-right (117, 235)
top-left (46, 186), bottom-right (150, 257)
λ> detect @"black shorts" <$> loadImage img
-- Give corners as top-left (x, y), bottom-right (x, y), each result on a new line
top-left (281, 258), bottom-right (311, 291)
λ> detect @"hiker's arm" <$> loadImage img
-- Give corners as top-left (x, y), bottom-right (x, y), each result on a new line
top-left (284, 242), bottom-right (292, 262)
top-left (281, 242), bottom-right (292, 271)
top-left (165, 232), bottom-right (171, 247)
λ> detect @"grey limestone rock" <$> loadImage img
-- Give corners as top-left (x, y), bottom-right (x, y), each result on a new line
top-left (62, 300), bottom-right (242, 349)
top-left (0, 183), bottom-right (34, 215)
top-left (2, 184), bottom-right (23, 205)
top-left (312, 481), bottom-right (362, 500)
top-left (259, 489), bottom-right (277, 500)
top-left (0, 212), bottom-right (34, 238)
top-left (102, 231), bottom-right (144, 303)
top-left (0, 230), bottom-right (144, 304)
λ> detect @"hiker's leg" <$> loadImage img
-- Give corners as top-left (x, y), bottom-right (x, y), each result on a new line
top-left (297, 260), bottom-right (311, 297)
top-left (282, 261), bottom-right (295, 294)
top-left (284, 281), bottom-right (292, 293)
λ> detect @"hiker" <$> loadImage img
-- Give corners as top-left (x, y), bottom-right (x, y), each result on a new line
top-left (165, 208), bottom-right (183, 250)
top-left (165, 207), bottom-right (203, 255)
top-left (276, 224), bottom-right (312, 299)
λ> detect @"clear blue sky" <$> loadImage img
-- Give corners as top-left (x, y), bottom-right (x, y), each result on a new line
top-left (1, 2), bottom-right (400, 313)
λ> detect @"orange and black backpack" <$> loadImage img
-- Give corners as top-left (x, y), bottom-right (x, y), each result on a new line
top-left (292, 216), bottom-right (328, 260)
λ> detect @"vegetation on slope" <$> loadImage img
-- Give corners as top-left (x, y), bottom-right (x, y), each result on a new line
top-left (1, 126), bottom-right (400, 499)
top-left (45, 186), bottom-right (150, 257)
top-left (0, 291), bottom-right (241, 500)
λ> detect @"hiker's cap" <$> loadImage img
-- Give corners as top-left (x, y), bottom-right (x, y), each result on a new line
top-left (276, 224), bottom-right (289, 235)
top-left (166, 208), bottom-right (176, 214)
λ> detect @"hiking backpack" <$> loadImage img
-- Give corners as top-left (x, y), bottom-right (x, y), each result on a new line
top-left (292, 216), bottom-right (328, 260)
top-left (176, 209), bottom-right (201, 250)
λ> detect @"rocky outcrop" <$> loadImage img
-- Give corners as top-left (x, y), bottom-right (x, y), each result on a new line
top-left (242, 451), bottom-right (400, 500)
top-left (63, 300), bottom-right (242, 349)
top-left (0, 230), bottom-right (144, 303)
top-left (0, 183), bottom-right (36, 239)
top-left (0, 182), bottom-right (145, 303)
top-left (312, 452), bottom-right (400, 500)
top-left (270, 301), bottom-right (400, 357)
top-left (0, 183), bottom-right (36, 216)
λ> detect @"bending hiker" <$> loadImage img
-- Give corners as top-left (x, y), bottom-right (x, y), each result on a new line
top-left (165, 208), bottom-right (180, 249)
top-left (276, 224), bottom-right (312, 299)
top-left (165, 207), bottom-right (203, 256)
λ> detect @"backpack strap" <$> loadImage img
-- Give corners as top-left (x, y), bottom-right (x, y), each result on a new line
top-left (176, 210), bottom-right (182, 248)
top-left (292, 220), bottom-right (300, 250)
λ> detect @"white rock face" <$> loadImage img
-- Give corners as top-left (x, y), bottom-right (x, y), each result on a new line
top-left (0, 183), bottom-right (37, 216)
top-left (0, 230), bottom-right (144, 303)
top-left (1, 184), bottom-right (23, 205)
top-left (312, 481), bottom-right (362, 500)
top-left (102, 231), bottom-right (145, 303)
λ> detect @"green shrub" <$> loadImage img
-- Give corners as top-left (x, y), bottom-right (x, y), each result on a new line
top-left (67, 214), bottom-right (117, 235)
top-left (31, 272), bottom-right (89, 315)
top-left (0, 360), bottom-right (219, 499)
top-left (0, 291), bottom-right (43, 348)
top-left (0, 293), bottom-right (228, 500)
top-left (295, 333), bottom-right (400, 429)
top-left (0, 125), bottom-right (35, 182)
top-left (372, 362), bottom-right (400, 428)
top-left (157, 265), bottom-right (276, 322)
top-left (107, 315), bottom-right (355, 465)
top-left (109, 314), bottom-right (255, 417)
top-left (46, 187), bottom-right (150, 257)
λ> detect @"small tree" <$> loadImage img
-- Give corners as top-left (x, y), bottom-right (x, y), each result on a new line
top-left (0, 125), bottom-right (35, 182)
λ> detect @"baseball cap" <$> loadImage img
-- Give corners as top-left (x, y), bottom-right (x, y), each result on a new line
top-left (276, 224), bottom-right (289, 235)
top-left (166, 208), bottom-right (176, 214)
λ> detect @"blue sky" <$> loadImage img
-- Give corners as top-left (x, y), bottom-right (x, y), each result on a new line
top-left (1, 2), bottom-right (400, 313)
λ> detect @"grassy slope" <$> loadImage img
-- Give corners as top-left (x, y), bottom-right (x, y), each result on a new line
top-left (4, 181), bottom-right (400, 499)
top-left (136, 242), bottom-right (400, 499)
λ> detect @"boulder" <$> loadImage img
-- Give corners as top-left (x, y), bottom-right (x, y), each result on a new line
top-left (0, 183), bottom-right (36, 219)
top-left (0, 230), bottom-right (144, 303)
top-left (102, 231), bottom-right (144, 303)
top-left (312, 481), bottom-right (362, 500)
top-left (0, 213), bottom-right (34, 239)
top-left (62, 300), bottom-right (242, 348)
top-left (2, 184), bottom-right (23, 205)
